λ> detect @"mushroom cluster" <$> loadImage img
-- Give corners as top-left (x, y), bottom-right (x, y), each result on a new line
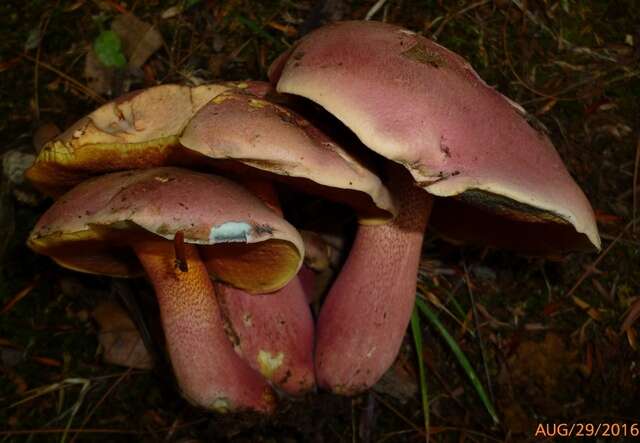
top-left (25, 20), bottom-right (600, 413)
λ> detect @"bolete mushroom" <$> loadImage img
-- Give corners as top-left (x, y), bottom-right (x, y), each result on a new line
top-left (24, 81), bottom-right (396, 396)
top-left (24, 83), bottom-right (316, 394)
top-left (178, 83), bottom-right (397, 392)
top-left (28, 167), bottom-right (305, 412)
top-left (270, 20), bottom-right (601, 394)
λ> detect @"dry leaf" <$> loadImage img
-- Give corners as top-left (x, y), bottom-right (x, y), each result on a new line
top-left (620, 296), bottom-right (640, 333)
top-left (572, 295), bottom-right (602, 321)
top-left (84, 46), bottom-right (115, 95)
top-left (32, 123), bottom-right (61, 153)
top-left (111, 14), bottom-right (163, 70)
top-left (93, 300), bottom-right (153, 369)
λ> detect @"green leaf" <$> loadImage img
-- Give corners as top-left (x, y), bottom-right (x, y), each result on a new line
top-left (415, 297), bottom-right (500, 424)
top-left (93, 30), bottom-right (126, 68)
top-left (235, 14), bottom-right (279, 46)
top-left (410, 307), bottom-right (430, 439)
top-left (184, 0), bottom-right (202, 9)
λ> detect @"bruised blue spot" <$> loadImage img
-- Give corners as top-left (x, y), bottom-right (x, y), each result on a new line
top-left (210, 222), bottom-right (252, 243)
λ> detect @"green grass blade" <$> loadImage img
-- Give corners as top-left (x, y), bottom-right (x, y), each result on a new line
top-left (410, 307), bottom-right (429, 441)
top-left (235, 15), bottom-right (279, 46)
top-left (415, 298), bottom-right (500, 424)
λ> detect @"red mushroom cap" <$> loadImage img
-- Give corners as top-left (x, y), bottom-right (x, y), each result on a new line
top-left (29, 167), bottom-right (303, 292)
top-left (271, 20), bottom-right (600, 251)
top-left (180, 83), bottom-right (396, 224)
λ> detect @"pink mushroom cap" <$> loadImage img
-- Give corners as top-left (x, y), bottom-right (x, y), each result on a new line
top-left (271, 20), bottom-right (600, 251)
top-left (179, 82), bottom-right (396, 224)
top-left (29, 167), bottom-right (304, 291)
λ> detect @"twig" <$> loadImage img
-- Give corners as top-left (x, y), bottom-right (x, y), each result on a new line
top-left (69, 368), bottom-right (133, 443)
top-left (364, 0), bottom-right (388, 20)
top-left (633, 133), bottom-right (640, 233)
top-left (565, 218), bottom-right (638, 299)
top-left (501, 9), bottom-right (638, 105)
top-left (462, 261), bottom-right (496, 410)
top-left (432, 1), bottom-right (490, 40)
top-left (373, 392), bottom-right (504, 442)
top-left (520, 71), bottom-right (640, 106)
top-left (33, 3), bottom-right (58, 121)
top-left (0, 428), bottom-right (140, 436)
top-left (377, 429), bottom-right (417, 443)
top-left (501, 19), bottom-right (562, 101)
top-left (371, 391), bottom-right (426, 437)
top-left (21, 53), bottom-right (106, 104)
top-left (1, 276), bottom-right (39, 314)
top-left (510, 0), bottom-right (618, 63)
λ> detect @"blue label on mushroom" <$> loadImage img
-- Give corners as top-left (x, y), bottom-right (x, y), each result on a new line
top-left (210, 222), bottom-right (253, 242)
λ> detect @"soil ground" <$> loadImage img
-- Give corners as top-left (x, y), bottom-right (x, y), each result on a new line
top-left (1, 1), bottom-right (639, 442)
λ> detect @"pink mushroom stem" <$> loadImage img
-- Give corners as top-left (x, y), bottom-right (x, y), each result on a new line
top-left (215, 278), bottom-right (315, 395)
top-left (315, 167), bottom-right (433, 394)
top-left (133, 239), bottom-right (276, 413)
top-left (213, 179), bottom-right (316, 395)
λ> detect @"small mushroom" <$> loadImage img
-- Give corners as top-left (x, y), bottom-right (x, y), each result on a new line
top-left (28, 167), bottom-right (305, 412)
top-left (270, 20), bottom-right (601, 394)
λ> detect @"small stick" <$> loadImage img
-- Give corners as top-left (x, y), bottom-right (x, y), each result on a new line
top-left (174, 231), bottom-right (188, 272)
top-left (565, 218), bottom-right (638, 299)
top-left (463, 260), bottom-right (495, 408)
top-left (632, 132), bottom-right (640, 233)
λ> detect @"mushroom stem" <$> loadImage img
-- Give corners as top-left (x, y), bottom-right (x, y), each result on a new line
top-left (215, 278), bottom-right (315, 395)
top-left (132, 238), bottom-right (276, 413)
top-left (213, 178), bottom-right (316, 395)
top-left (315, 166), bottom-right (433, 394)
